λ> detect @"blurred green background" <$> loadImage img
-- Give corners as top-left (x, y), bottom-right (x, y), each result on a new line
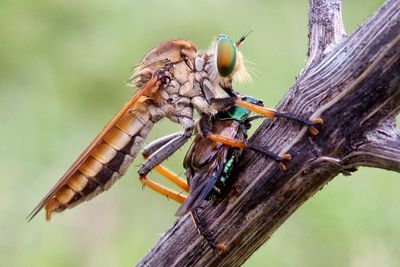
top-left (1, 0), bottom-right (398, 266)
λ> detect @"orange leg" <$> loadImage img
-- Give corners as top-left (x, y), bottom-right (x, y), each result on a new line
top-left (206, 134), bottom-right (291, 171)
top-left (207, 134), bottom-right (246, 149)
top-left (234, 99), bottom-right (323, 135)
top-left (142, 155), bottom-right (189, 192)
top-left (139, 175), bottom-right (186, 204)
top-left (234, 99), bottom-right (276, 118)
top-left (141, 156), bottom-right (188, 203)
top-left (154, 164), bottom-right (189, 192)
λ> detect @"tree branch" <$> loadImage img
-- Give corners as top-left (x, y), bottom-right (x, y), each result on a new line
top-left (137, 0), bottom-right (400, 266)
top-left (303, 0), bottom-right (346, 73)
top-left (343, 118), bottom-right (400, 172)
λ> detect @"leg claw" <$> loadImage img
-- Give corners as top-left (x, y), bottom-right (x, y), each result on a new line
top-left (278, 162), bottom-right (287, 171)
top-left (309, 126), bottom-right (319, 136)
top-left (214, 243), bottom-right (226, 256)
top-left (277, 154), bottom-right (291, 171)
top-left (308, 117), bottom-right (323, 136)
top-left (311, 117), bottom-right (324, 125)
top-left (279, 153), bottom-right (292, 160)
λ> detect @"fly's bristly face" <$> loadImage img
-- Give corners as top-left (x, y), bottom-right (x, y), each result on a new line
top-left (207, 34), bottom-right (250, 88)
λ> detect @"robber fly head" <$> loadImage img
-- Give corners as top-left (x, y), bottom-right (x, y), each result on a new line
top-left (208, 34), bottom-right (250, 87)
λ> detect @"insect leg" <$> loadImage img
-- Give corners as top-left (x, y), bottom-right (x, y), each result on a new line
top-left (141, 133), bottom-right (189, 192)
top-left (142, 132), bottom-right (182, 157)
top-left (205, 133), bottom-right (291, 170)
top-left (138, 117), bottom-right (194, 200)
top-left (199, 116), bottom-right (291, 170)
top-left (234, 99), bottom-right (323, 135)
top-left (191, 208), bottom-right (226, 255)
top-left (243, 140), bottom-right (292, 171)
top-left (152, 165), bottom-right (189, 192)
top-left (139, 177), bottom-right (186, 203)
top-left (139, 117), bottom-right (194, 176)
top-left (209, 96), bottom-right (237, 110)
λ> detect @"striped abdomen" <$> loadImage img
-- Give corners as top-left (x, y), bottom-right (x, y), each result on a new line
top-left (45, 108), bottom-right (154, 220)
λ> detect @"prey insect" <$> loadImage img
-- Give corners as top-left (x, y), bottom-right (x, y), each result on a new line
top-left (28, 33), bottom-right (322, 221)
top-left (141, 96), bottom-right (295, 253)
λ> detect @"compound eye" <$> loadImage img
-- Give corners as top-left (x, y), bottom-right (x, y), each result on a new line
top-left (216, 35), bottom-right (237, 77)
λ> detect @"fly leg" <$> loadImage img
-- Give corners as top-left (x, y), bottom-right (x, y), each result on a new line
top-left (141, 120), bottom-right (226, 253)
top-left (207, 134), bottom-right (291, 171)
top-left (210, 96), bottom-right (323, 135)
top-left (191, 208), bottom-right (226, 255)
top-left (138, 117), bottom-right (194, 201)
top-left (141, 132), bottom-right (189, 193)
top-left (199, 116), bottom-right (291, 170)
top-left (234, 98), bottom-right (323, 135)
top-left (139, 133), bottom-right (188, 203)
top-left (243, 140), bottom-right (292, 171)
top-left (142, 136), bottom-right (226, 255)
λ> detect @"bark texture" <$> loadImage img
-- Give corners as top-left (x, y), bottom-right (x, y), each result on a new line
top-left (137, 0), bottom-right (400, 266)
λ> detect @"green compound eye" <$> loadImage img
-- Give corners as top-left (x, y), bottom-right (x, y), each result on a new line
top-left (216, 34), bottom-right (237, 77)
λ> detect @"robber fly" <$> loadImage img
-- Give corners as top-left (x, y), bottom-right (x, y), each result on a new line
top-left (28, 33), bottom-right (322, 221)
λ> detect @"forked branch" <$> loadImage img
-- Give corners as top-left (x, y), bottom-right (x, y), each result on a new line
top-left (344, 118), bottom-right (400, 172)
top-left (137, 0), bottom-right (400, 266)
top-left (303, 0), bottom-right (346, 72)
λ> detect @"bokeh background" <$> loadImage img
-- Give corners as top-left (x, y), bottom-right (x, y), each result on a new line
top-left (1, 0), bottom-right (398, 266)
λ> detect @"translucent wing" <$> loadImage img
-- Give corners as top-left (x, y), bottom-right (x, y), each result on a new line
top-left (27, 77), bottom-right (158, 221)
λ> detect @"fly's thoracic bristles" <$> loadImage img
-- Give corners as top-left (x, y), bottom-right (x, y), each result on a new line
top-left (44, 105), bottom-right (154, 220)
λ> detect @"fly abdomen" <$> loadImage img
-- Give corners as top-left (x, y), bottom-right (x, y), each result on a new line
top-left (44, 109), bottom-right (154, 220)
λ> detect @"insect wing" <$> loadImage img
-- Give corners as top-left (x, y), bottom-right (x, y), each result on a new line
top-left (184, 135), bottom-right (223, 171)
top-left (27, 77), bottom-right (158, 221)
top-left (175, 149), bottom-right (228, 217)
top-left (177, 119), bottom-right (242, 216)
top-left (184, 120), bottom-right (240, 171)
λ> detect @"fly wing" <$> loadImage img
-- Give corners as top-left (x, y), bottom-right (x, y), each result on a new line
top-left (177, 120), bottom-right (241, 216)
top-left (183, 135), bottom-right (222, 171)
top-left (184, 120), bottom-right (239, 173)
top-left (175, 147), bottom-right (228, 217)
top-left (27, 77), bottom-right (158, 221)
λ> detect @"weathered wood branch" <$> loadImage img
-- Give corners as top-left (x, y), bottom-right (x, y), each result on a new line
top-left (343, 118), bottom-right (400, 172)
top-left (303, 0), bottom-right (346, 72)
top-left (137, 0), bottom-right (400, 266)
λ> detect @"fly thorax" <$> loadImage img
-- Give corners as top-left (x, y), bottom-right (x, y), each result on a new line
top-left (161, 103), bottom-right (176, 117)
top-left (190, 96), bottom-right (213, 114)
top-left (194, 56), bottom-right (205, 72)
top-left (178, 74), bottom-right (200, 98)
top-left (170, 98), bottom-right (193, 120)
top-left (163, 94), bottom-right (193, 123)
top-left (147, 103), bottom-right (166, 122)
top-left (171, 60), bottom-right (192, 85)
top-left (164, 79), bottom-right (180, 95)
top-left (174, 105), bottom-right (193, 119)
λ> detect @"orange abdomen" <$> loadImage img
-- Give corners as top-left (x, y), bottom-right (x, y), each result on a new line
top-left (45, 108), bottom-right (153, 220)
